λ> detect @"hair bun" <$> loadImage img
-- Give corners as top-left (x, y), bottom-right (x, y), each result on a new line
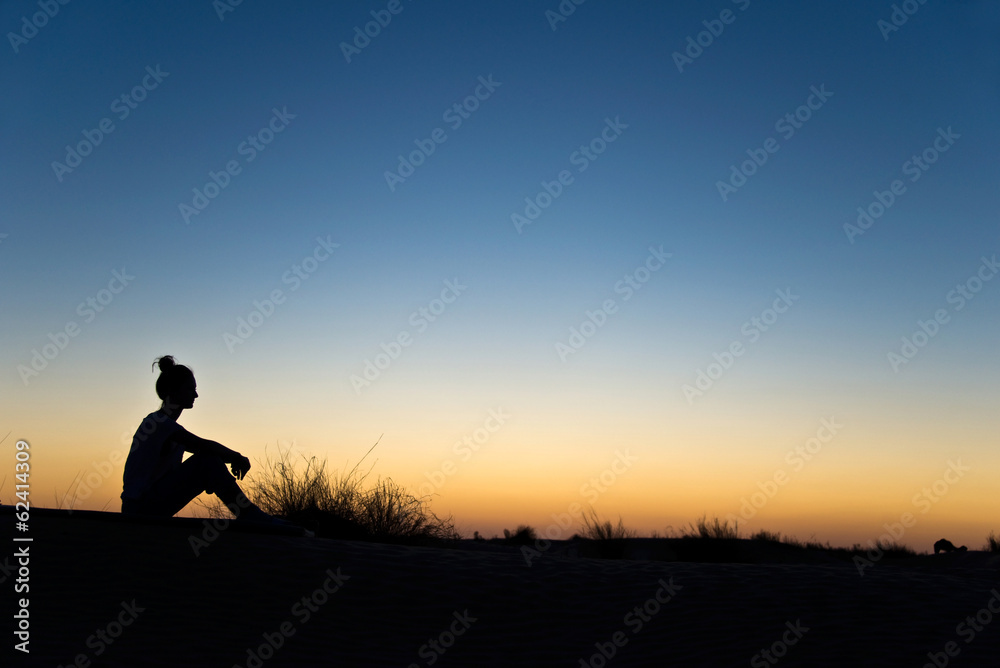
top-left (154, 355), bottom-right (176, 372)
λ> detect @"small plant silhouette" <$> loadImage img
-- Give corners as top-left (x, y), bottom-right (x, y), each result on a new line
top-left (681, 515), bottom-right (740, 539)
top-left (580, 508), bottom-right (637, 540)
top-left (502, 525), bottom-right (537, 544)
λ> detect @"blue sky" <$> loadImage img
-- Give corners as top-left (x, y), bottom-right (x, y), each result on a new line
top-left (3, 0), bottom-right (999, 545)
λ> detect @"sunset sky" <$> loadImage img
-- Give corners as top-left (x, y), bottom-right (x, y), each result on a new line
top-left (3, 0), bottom-right (999, 550)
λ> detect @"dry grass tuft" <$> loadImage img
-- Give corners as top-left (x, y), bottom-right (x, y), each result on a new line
top-left (681, 515), bottom-right (741, 540)
top-left (202, 442), bottom-right (458, 542)
top-left (580, 509), bottom-right (637, 540)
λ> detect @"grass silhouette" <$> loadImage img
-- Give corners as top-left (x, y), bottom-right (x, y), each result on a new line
top-left (502, 525), bottom-right (537, 544)
top-left (556, 514), bottom-right (928, 562)
top-left (201, 442), bottom-right (458, 542)
top-left (983, 531), bottom-right (1000, 553)
top-left (849, 538), bottom-right (917, 558)
top-left (679, 515), bottom-right (741, 540)
top-left (581, 508), bottom-right (637, 540)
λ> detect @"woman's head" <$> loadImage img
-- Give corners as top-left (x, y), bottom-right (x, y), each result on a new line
top-left (153, 355), bottom-right (197, 410)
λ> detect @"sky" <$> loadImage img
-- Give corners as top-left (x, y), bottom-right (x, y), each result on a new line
top-left (2, 0), bottom-right (999, 550)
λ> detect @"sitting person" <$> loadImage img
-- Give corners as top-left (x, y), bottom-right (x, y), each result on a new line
top-left (121, 355), bottom-right (277, 523)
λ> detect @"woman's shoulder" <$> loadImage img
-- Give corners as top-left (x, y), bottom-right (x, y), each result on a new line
top-left (135, 409), bottom-right (181, 436)
top-left (146, 408), bottom-right (178, 422)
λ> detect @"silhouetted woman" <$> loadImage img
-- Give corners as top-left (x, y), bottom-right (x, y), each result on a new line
top-left (121, 355), bottom-right (275, 522)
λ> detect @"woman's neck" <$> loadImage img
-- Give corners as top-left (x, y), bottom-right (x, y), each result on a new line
top-left (160, 401), bottom-right (183, 420)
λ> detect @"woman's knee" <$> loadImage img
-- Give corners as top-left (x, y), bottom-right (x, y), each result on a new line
top-left (186, 452), bottom-right (228, 472)
top-left (185, 453), bottom-right (235, 491)
top-left (184, 453), bottom-right (233, 484)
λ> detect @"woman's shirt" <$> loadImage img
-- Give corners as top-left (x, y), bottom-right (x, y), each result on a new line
top-left (121, 410), bottom-right (184, 499)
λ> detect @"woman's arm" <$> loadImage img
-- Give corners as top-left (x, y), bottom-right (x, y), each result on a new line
top-left (170, 427), bottom-right (252, 479)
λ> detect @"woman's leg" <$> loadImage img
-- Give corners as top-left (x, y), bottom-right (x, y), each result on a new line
top-left (138, 453), bottom-right (267, 518)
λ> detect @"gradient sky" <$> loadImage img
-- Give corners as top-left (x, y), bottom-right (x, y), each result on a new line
top-left (3, 0), bottom-right (999, 550)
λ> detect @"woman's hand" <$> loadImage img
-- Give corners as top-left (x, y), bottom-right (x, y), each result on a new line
top-left (230, 455), bottom-right (252, 480)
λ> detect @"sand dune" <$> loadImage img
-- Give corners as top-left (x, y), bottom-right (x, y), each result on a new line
top-left (7, 507), bottom-right (1000, 667)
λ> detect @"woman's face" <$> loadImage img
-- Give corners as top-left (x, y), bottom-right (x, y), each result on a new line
top-left (173, 375), bottom-right (198, 409)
